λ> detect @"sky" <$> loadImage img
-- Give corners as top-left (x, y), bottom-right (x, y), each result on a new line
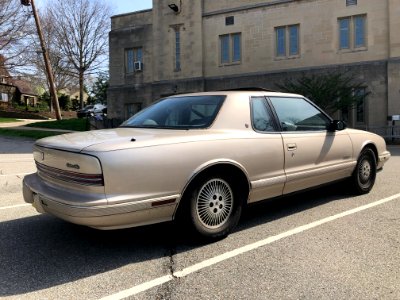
top-left (108, 0), bottom-right (153, 15)
top-left (33, 0), bottom-right (153, 15)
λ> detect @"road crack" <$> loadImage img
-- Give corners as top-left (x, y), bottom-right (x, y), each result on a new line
top-left (155, 241), bottom-right (178, 299)
top-left (169, 246), bottom-right (177, 278)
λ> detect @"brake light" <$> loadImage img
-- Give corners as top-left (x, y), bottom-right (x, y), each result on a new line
top-left (36, 162), bottom-right (104, 186)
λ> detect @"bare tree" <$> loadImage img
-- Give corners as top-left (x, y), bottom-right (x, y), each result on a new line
top-left (27, 10), bottom-right (77, 93)
top-left (0, 0), bottom-right (35, 72)
top-left (48, 0), bottom-right (111, 108)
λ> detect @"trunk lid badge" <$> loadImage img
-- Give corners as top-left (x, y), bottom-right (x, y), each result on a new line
top-left (66, 163), bottom-right (80, 170)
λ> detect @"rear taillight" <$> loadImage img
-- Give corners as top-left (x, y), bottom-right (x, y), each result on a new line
top-left (36, 162), bottom-right (104, 186)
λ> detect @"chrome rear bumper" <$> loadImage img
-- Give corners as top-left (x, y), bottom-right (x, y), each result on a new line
top-left (23, 173), bottom-right (178, 230)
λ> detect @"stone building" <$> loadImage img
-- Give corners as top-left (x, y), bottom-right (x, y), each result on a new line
top-left (108, 0), bottom-right (400, 128)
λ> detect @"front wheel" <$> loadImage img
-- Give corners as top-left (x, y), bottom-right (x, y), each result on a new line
top-left (188, 175), bottom-right (243, 240)
top-left (350, 148), bottom-right (377, 194)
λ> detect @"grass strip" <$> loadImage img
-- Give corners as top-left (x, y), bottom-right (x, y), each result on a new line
top-left (0, 128), bottom-right (66, 140)
top-left (25, 118), bottom-right (88, 131)
top-left (0, 118), bottom-right (21, 123)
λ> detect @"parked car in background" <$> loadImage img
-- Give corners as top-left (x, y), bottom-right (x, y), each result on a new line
top-left (77, 103), bottom-right (106, 118)
top-left (23, 89), bottom-right (390, 240)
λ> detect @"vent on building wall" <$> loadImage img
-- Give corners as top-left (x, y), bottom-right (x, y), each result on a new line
top-left (225, 16), bottom-right (234, 26)
top-left (346, 0), bottom-right (357, 6)
top-left (134, 61), bottom-right (143, 71)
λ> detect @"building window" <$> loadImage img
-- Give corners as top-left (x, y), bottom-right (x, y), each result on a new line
top-left (341, 106), bottom-right (349, 124)
top-left (289, 25), bottom-right (299, 56)
top-left (355, 88), bottom-right (366, 123)
top-left (220, 33), bottom-right (241, 64)
top-left (125, 47), bottom-right (143, 74)
top-left (276, 27), bottom-right (286, 57)
top-left (0, 93), bottom-right (9, 102)
top-left (275, 24), bottom-right (300, 58)
top-left (354, 15), bottom-right (366, 48)
top-left (125, 103), bottom-right (142, 119)
top-left (339, 18), bottom-right (350, 49)
top-left (346, 0), bottom-right (357, 6)
top-left (339, 15), bottom-right (366, 50)
top-left (356, 101), bottom-right (364, 123)
top-left (175, 29), bottom-right (181, 71)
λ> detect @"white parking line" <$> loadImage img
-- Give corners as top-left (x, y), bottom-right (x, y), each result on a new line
top-left (99, 192), bottom-right (400, 300)
top-left (0, 204), bottom-right (30, 210)
top-left (101, 275), bottom-right (174, 300)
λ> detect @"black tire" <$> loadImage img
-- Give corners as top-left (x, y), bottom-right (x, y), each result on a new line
top-left (187, 174), bottom-right (243, 240)
top-left (351, 148), bottom-right (377, 195)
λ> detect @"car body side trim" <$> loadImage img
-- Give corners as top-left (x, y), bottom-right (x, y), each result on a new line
top-left (285, 161), bottom-right (356, 183)
top-left (250, 162), bottom-right (355, 189)
top-left (251, 175), bottom-right (286, 189)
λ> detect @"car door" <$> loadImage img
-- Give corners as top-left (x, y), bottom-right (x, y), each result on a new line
top-left (268, 96), bottom-right (354, 194)
top-left (248, 96), bottom-right (286, 203)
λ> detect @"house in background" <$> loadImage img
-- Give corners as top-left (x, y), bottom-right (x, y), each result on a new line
top-left (0, 56), bottom-right (14, 108)
top-left (12, 78), bottom-right (38, 107)
top-left (0, 56), bottom-right (38, 109)
top-left (108, 0), bottom-right (400, 129)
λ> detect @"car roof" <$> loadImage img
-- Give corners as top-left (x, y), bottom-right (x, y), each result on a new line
top-left (168, 90), bottom-right (303, 99)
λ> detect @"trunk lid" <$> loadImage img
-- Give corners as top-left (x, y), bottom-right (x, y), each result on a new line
top-left (35, 128), bottom-right (236, 152)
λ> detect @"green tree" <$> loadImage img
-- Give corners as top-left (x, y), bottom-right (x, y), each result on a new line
top-left (90, 73), bottom-right (109, 104)
top-left (276, 72), bottom-right (370, 114)
top-left (57, 93), bottom-right (71, 111)
top-left (39, 91), bottom-right (51, 108)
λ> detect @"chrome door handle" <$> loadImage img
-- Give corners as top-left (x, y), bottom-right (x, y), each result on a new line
top-left (287, 143), bottom-right (297, 151)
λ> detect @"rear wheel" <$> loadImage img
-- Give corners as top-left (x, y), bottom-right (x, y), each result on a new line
top-left (188, 174), bottom-right (243, 240)
top-left (350, 148), bottom-right (377, 194)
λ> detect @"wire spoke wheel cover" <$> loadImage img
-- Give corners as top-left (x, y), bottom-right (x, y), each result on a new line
top-left (358, 159), bottom-right (372, 184)
top-left (351, 148), bottom-right (376, 194)
top-left (196, 178), bottom-right (234, 229)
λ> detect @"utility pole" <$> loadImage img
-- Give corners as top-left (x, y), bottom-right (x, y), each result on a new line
top-left (21, 0), bottom-right (62, 120)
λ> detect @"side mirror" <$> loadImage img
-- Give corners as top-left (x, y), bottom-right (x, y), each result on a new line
top-left (328, 120), bottom-right (347, 132)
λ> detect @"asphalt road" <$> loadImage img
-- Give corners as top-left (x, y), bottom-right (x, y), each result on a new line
top-left (1, 135), bottom-right (399, 300)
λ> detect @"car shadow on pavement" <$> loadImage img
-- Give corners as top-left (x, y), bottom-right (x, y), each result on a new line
top-left (238, 181), bottom-right (353, 232)
top-left (0, 182), bottom-right (353, 297)
top-left (0, 213), bottom-right (186, 297)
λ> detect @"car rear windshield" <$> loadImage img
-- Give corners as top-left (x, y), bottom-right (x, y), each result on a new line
top-left (121, 95), bottom-right (226, 129)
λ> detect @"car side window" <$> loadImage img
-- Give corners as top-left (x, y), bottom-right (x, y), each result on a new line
top-left (269, 97), bottom-right (330, 131)
top-left (251, 97), bottom-right (275, 132)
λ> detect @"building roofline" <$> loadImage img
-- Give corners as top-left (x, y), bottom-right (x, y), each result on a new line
top-left (0, 82), bottom-right (37, 96)
top-left (111, 8), bottom-right (152, 19)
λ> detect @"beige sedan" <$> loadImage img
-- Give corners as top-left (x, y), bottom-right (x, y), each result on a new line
top-left (23, 90), bottom-right (390, 239)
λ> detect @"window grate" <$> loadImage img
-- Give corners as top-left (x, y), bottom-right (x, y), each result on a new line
top-left (225, 16), bottom-right (234, 26)
top-left (346, 0), bottom-right (357, 6)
